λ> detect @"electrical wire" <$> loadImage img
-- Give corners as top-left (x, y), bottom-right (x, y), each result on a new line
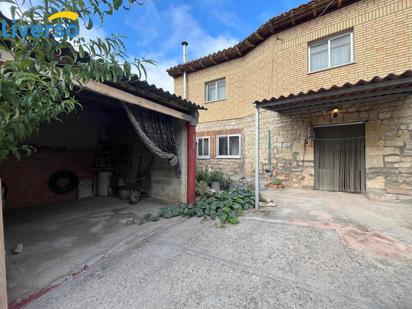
top-left (318, 0), bottom-right (335, 18)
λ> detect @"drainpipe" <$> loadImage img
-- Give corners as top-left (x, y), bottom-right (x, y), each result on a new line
top-left (182, 41), bottom-right (196, 204)
top-left (255, 105), bottom-right (260, 209)
top-left (182, 41), bottom-right (188, 100)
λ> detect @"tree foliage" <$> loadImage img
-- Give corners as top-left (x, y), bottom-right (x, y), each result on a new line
top-left (0, 0), bottom-right (154, 161)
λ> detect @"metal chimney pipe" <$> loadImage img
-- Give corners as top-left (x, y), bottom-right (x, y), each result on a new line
top-left (182, 41), bottom-right (188, 99)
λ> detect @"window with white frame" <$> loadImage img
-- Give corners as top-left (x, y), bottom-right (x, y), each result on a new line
top-left (197, 137), bottom-right (210, 159)
top-left (205, 78), bottom-right (226, 102)
top-left (309, 31), bottom-right (353, 73)
top-left (217, 135), bottom-right (240, 158)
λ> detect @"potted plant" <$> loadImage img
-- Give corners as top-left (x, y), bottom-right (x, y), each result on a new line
top-left (269, 178), bottom-right (284, 189)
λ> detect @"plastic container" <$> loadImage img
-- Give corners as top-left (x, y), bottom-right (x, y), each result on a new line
top-left (118, 187), bottom-right (130, 199)
top-left (97, 172), bottom-right (112, 197)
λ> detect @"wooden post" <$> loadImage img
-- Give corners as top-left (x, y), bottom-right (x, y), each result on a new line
top-left (0, 180), bottom-right (7, 307)
top-left (187, 123), bottom-right (196, 204)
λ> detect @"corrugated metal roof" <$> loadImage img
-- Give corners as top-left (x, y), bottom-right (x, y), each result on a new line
top-left (167, 0), bottom-right (361, 78)
top-left (255, 70), bottom-right (412, 111)
top-left (105, 79), bottom-right (205, 113)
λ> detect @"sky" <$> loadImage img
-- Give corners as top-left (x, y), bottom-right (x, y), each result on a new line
top-left (0, 0), bottom-right (308, 92)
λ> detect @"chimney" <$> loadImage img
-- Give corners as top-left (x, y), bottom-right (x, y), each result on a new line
top-left (181, 41), bottom-right (188, 99)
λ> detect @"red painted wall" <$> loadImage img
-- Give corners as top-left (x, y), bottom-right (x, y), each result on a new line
top-left (0, 149), bottom-right (94, 209)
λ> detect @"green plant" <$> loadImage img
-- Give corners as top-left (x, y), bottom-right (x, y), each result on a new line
top-left (196, 180), bottom-right (212, 197)
top-left (196, 168), bottom-right (232, 191)
top-left (196, 167), bottom-right (210, 183)
top-left (0, 0), bottom-right (153, 161)
top-left (271, 178), bottom-right (282, 185)
top-left (144, 189), bottom-right (255, 225)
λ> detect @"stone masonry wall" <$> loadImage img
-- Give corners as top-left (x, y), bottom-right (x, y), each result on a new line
top-left (197, 120), bottom-right (244, 175)
top-left (198, 96), bottom-right (412, 203)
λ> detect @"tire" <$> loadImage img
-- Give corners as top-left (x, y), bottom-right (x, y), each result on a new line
top-left (48, 170), bottom-right (79, 195)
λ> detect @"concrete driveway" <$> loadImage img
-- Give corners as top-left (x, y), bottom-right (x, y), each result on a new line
top-left (24, 190), bottom-right (412, 308)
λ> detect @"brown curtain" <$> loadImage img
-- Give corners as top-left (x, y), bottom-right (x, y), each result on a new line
top-left (314, 124), bottom-right (365, 193)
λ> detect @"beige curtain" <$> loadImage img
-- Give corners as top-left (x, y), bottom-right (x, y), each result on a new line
top-left (314, 124), bottom-right (365, 193)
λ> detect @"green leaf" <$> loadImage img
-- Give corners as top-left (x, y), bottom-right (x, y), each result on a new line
top-left (218, 212), bottom-right (228, 223)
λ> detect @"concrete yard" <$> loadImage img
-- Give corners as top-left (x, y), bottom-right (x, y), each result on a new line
top-left (9, 190), bottom-right (412, 308)
top-left (5, 197), bottom-right (170, 304)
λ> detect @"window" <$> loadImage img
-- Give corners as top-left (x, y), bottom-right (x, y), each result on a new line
top-left (205, 78), bottom-right (226, 102)
top-left (217, 135), bottom-right (241, 158)
top-left (197, 137), bottom-right (210, 159)
top-left (309, 32), bottom-right (353, 73)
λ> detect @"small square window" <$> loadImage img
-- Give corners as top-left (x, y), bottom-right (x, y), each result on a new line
top-left (217, 135), bottom-right (241, 158)
top-left (205, 78), bottom-right (226, 102)
top-left (197, 137), bottom-right (210, 159)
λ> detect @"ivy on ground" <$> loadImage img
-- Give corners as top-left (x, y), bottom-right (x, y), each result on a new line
top-left (144, 189), bottom-right (255, 225)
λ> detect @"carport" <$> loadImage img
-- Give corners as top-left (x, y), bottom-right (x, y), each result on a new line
top-left (0, 79), bottom-right (202, 305)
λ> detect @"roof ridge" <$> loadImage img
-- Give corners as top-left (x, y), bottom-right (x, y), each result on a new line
top-left (167, 0), bottom-right (361, 78)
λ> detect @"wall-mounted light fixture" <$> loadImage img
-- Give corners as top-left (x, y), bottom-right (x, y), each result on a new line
top-left (331, 108), bottom-right (339, 118)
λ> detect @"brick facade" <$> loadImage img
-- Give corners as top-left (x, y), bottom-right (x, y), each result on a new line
top-left (175, 0), bottom-right (412, 122)
top-left (172, 0), bottom-right (412, 202)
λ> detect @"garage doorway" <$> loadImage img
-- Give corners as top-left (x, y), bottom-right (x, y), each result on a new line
top-left (314, 123), bottom-right (365, 193)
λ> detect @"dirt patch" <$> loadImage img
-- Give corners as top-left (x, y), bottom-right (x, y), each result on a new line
top-left (288, 219), bottom-right (412, 260)
top-left (338, 227), bottom-right (412, 260)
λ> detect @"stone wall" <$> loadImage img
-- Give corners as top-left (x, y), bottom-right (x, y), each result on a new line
top-left (151, 120), bottom-right (188, 203)
top-left (197, 95), bottom-right (412, 203)
top-left (196, 120), bottom-right (244, 176)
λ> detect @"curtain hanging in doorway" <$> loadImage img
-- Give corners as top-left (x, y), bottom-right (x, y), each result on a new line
top-left (314, 124), bottom-right (365, 193)
top-left (122, 103), bottom-right (180, 177)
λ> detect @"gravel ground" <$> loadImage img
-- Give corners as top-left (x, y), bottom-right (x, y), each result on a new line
top-left (26, 191), bottom-right (412, 309)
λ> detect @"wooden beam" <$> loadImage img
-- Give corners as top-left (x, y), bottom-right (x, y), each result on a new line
top-left (255, 31), bottom-right (264, 41)
top-left (236, 46), bottom-right (242, 56)
top-left (312, 3), bottom-right (318, 17)
top-left (337, 0), bottom-right (343, 8)
top-left (245, 39), bottom-right (255, 48)
top-left (188, 64), bottom-right (195, 72)
top-left (269, 20), bottom-right (275, 34)
top-left (84, 81), bottom-right (195, 122)
top-left (199, 60), bottom-right (206, 68)
top-left (210, 57), bottom-right (217, 65)
top-left (290, 12), bottom-right (296, 25)
top-left (0, 181), bottom-right (6, 308)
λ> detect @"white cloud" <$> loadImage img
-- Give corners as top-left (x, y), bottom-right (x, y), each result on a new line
top-left (124, 3), bottom-right (238, 92)
top-left (78, 26), bottom-right (107, 43)
top-left (164, 5), bottom-right (238, 59)
top-left (144, 61), bottom-right (175, 93)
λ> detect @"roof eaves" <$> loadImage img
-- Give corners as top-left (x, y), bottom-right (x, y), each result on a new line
top-left (167, 0), bottom-right (360, 78)
top-left (254, 70), bottom-right (412, 109)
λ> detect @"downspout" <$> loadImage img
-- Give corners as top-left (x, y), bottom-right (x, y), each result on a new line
top-left (182, 41), bottom-right (197, 204)
top-left (255, 105), bottom-right (260, 209)
top-left (267, 129), bottom-right (271, 173)
top-left (182, 41), bottom-right (188, 100)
